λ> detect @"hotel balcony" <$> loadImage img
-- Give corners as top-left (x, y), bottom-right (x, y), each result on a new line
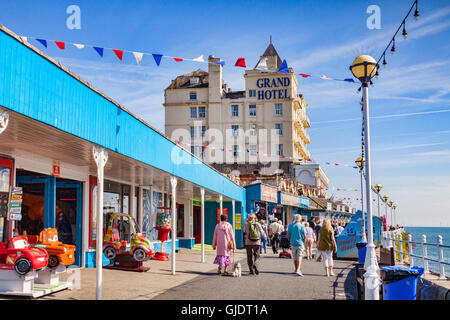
top-left (294, 135), bottom-right (310, 160)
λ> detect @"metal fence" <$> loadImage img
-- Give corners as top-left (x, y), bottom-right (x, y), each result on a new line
top-left (382, 229), bottom-right (450, 280)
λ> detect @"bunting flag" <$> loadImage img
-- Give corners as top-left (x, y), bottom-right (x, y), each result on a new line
top-left (234, 57), bottom-right (246, 67)
top-left (113, 49), bottom-right (123, 61)
top-left (152, 54), bottom-right (163, 66)
top-left (133, 52), bottom-right (143, 65)
top-left (255, 56), bottom-right (268, 70)
top-left (192, 55), bottom-right (204, 62)
top-left (278, 59), bottom-right (289, 73)
top-left (19, 34), bottom-right (361, 85)
top-left (55, 41), bottom-right (65, 50)
top-left (36, 39), bottom-right (47, 48)
top-left (93, 46), bottom-right (104, 57)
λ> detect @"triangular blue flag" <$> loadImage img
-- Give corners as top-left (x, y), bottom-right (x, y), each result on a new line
top-left (36, 39), bottom-right (47, 48)
top-left (246, 149), bottom-right (250, 153)
top-left (93, 47), bottom-right (104, 57)
top-left (220, 148), bottom-right (224, 151)
top-left (278, 59), bottom-right (289, 73)
top-left (344, 78), bottom-right (355, 83)
top-left (152, 54), bottom-right (163, 66)
top-left (215, 61), bottom-right (225, 67)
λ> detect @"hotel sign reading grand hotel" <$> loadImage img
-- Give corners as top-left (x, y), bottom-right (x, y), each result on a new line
top-left (256, 77), bottom-right (291, 100)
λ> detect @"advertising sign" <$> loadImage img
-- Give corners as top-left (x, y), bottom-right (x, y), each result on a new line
top-left (260, 184), bottom-right (277, 203)
top-left (216, 207), bottom-right (229, 224)
top-left (235, 214), bottom-right (241, 230)
top-left (280, 192), bottom-right (300, 207)
top-left (299, 196), bottom-right (310, 208)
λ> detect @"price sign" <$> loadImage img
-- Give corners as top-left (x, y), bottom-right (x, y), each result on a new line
top-left (9, 213), bottom-right (22, 221)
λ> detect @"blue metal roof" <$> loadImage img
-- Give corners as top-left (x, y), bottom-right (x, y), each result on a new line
top-left (0, 25), bottom-right (244, 202)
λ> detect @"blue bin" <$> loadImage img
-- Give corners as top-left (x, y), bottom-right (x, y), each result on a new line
top-left (381, 266), bottom-right (424, 300)
top-left (356, 242), bottom-right (367, 264)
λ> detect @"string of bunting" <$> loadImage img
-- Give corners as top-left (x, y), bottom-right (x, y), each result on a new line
top-left (19, 35), bottom-right (358, 84)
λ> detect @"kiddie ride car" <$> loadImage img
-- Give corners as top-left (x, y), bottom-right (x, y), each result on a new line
top-left (25, 228), bottom-right (76, 268)
top-left (0, 236), bottom-right (48, 275)
top-left (103, 213), bottom-right (155, 270)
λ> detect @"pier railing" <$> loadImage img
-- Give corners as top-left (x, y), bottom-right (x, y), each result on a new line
top-left (382, 230), bottom-right (450, 280)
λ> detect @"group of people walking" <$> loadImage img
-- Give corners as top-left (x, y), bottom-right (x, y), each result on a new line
top-left (212, 212), bottom-right (339, 277)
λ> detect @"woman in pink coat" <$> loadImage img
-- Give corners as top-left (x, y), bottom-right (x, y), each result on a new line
top-left (212, 214), bottom-right (236, 275)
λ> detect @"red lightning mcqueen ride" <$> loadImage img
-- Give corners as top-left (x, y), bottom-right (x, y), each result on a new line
top-left (0, 236), bottom-right (48, 275)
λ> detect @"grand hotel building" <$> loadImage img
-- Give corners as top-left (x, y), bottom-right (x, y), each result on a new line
top-left (164, 41), bottom-right (328, 193)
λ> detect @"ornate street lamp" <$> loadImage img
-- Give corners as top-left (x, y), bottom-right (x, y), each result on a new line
top-left (350, 54), bottom-right (380, 300)
top-left (355, 156), bottom-right (367, 242)
top-left (393, 204), bottom-right (397, 227)
top-left (374, 184), bottom-right (382, 241)
top-left (388, 200), bottom-right (394, 228)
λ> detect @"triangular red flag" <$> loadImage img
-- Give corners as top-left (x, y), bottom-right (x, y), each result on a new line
top-left (55, 41), bottom-right (65, 50)
top-left (173, 57), bottom-right (183, 62)
top-left (234, 57), bottom-right (246, 67)
top-left (299, 73), bottom-right (311, 78)
top-left (113, 49), bottom-right (123, 61)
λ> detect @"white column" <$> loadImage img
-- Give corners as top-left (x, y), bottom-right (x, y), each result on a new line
top-left (201, 188), bottom-right (205, 263)
top-left (437, 235), bottom-right (446, 279)
top-left (129, 184), bottom-right (136, 220)
top-left (170, 176), bottom-right (178, 275)
top-left (361, 84), bottom-right (380, 300)
top-left (93, 145), bottom-right (108, 301)
top-left (219, 194), bottom-right (223, 216)
top-left (408, 234), bottom-right (414, 267)
top-left (421, 235), bottom-right (429, 274)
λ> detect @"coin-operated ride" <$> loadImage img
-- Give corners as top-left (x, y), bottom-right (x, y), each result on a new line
top-left (0, 236), bottom-right (48, 275)
top-left (102, 213), bottom-right (155, 271)
top-left (25, 228), bottom-right (75, 268)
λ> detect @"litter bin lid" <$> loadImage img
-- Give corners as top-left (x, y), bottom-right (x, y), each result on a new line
top-left (356, 242), bottom-right (368, 249)
top-left (380, 266), bottom-right (424, 282)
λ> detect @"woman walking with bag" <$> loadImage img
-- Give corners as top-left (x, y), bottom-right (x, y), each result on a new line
top-left (317, 218), bottom-right (337, 277)
top-left (212, 214), bottom-right (236, 275)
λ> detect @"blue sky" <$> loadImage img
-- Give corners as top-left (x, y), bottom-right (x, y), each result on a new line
top-left (1, 0), bottom-right (450, 227)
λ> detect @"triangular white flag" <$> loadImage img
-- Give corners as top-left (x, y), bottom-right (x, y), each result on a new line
top-left (320, 75), bottom-right (333, 80)
top-left (255, 57), bottom-right (268, 70)
top-left (20, 36), bottom-right (28, 42)
top-left (133, 52), bottom-right (143, 65)
top-left (73, 43), bottom-right (85, 49)
top-left (192, 54), bottom-right (204, 62)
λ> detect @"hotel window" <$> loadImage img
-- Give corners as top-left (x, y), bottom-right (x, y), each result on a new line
top-left (190, 126), bottom-right (197, 138)
top-left (275, 123), bottom-right (283, 136)
top-left (201, 126), bottom-right (207, 137)
top-left (249, 105), bottom-right (256, 116)
top-left (198, 106), bottom-right (206, 118)
top-left (232, 125), bottom-right (239, 136)
top-left (249, 145), bottom-right (257, 156)
top-left (231, 105), bottom-right (239, 117)
top-left (275, 103), bottom-right (283, 115)
top-left (190, 107), bottom-right (197, 118)
top-left (233, 145), bottom-right (239, 157)
top-left (277, 144), bottom-right (283, 156)
top-left (249, 90), bottom-right (256, 97)
top-left (249, 129), bottom-right (257, 136)
top-left (189, 92), bottom-right (197, 100)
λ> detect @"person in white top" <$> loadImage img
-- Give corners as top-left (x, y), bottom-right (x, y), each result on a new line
top-left (268, 218), bottom-right (283, 254)
top-left (304, 222), bottom-right (316, 260)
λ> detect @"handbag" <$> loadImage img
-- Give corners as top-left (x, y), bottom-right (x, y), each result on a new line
top-left (228, 239), bottom-right (234, 250)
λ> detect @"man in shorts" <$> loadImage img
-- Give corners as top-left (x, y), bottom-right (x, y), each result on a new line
top-left (287, 214), bottom-right (306, 276)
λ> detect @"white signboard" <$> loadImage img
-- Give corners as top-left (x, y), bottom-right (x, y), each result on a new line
top-left (280, 192), bottom-right (300, 207)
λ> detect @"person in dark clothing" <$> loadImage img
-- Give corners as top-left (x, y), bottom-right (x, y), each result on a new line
top-left (308, 217), bottom-right (316, 231)
top-left (314, 219), bottom-right (322, 240)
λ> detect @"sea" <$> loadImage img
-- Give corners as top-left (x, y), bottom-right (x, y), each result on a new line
top-left (404, 227), bottom-right (450, 275)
